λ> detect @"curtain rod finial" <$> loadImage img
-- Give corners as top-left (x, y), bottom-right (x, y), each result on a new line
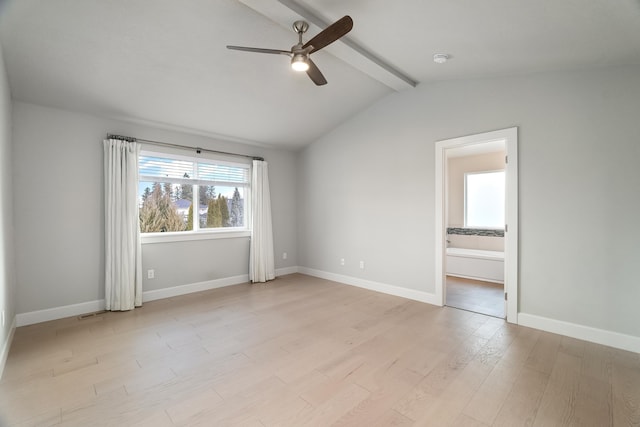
top-left (106, 133), bottom-right (136, 143)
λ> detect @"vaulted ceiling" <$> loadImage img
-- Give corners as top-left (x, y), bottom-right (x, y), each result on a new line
top-left (1, 0), bottom-right (639, 149)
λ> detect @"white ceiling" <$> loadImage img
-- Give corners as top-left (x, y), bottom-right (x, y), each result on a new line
top-left (1, 0), bottom-right (640, 150)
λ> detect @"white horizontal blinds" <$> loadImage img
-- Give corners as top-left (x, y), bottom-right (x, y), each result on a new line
top-left (139, 154), bottom-right (195, 184)
top-left (139, 152), bottom-right (249, 186)
top-left (197, 159), bottom-right (250, 187)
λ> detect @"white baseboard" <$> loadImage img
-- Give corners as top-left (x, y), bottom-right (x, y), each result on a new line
top-left (0, 316), bottom-right (16, 379)
top-left (295, 269), bottom-right (640, 353)
top-left (142, 274), bottom-right (250, 302)
top-left (518, 313), bottom-right (640, 354)
top-left (16, 299), bottom-right (106, 327)
top-left (15, 268), bottom-right (297, 327)
top-left (143, 268), bottom-right (299, 302)
top-left (275, 266), bottom-right (299, 276)
top-left (298, 267), bottom-right (439, 306)
top-left (13, 269), bottom-right (639, 355)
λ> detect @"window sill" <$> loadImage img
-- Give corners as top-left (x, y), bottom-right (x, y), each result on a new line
top-left (141, 229), bottom-right (250, 244)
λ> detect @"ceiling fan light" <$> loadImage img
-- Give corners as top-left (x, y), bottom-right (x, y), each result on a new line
top-left (291, 54), bottom-right (309, 72)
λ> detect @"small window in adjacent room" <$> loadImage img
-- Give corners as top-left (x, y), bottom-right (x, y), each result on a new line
top-left (138, 151), bottom-right (250, 236)
top-left (464, 170), bottom-right (505, 229)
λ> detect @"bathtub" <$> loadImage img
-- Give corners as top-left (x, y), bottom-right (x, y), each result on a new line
top-left (446, 247), bottom-right (504, 283)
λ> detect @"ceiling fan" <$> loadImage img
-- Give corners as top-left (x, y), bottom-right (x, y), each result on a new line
top-left (226, 15), bottom-right (353, 86)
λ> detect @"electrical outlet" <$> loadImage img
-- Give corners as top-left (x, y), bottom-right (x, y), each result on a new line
top-left (340, 258), bottom-right (345, 266)
top-left (147, 269), bottom-right (155, 279)
top-left (359, 261), bottom-right (365, 269)
top-left (282, 252), bottom-right (288, 260)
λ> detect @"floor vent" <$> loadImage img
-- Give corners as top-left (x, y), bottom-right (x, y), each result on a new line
top-left (78, 310), bottom-right (107, 320)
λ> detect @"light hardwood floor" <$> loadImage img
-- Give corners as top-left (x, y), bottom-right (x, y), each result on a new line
top-left (446, 276), bottom-right (505, 319)
top-left (1, 274), bottom-right (639, 426)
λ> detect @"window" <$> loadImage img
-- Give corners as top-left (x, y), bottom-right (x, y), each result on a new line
top-left (138, 151), bottom-right (250, 236)
top-left (464, 170), bottom-right (505, 229)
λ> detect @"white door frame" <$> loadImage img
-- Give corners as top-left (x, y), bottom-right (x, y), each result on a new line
top-left (434, 127), bottom-right (519, 323)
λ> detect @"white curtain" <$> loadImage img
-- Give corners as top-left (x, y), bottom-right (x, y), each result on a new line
top-left (249, 160), bottom-right (275, 282)
top-left (104, 138), bottom-right (142, 310)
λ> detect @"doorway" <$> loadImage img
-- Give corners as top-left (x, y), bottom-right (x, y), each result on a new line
top-left (434, 127), bottom-right (518, 323)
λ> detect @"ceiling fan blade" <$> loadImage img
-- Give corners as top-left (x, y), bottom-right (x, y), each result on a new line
top-left (306, 58), bottom-right (327, 86)
top-left (226, 46), bottom-right (291, 56)
top-left (303, 15), bottom-right (353, 54)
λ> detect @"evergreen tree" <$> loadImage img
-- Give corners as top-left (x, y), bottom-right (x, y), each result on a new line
top-left (152, 182), bottom-right (163, 198)
top-left (186, 203), bottom-right (193, 231)
top-left (230, 187), bottom-right (242, 227)
top-left (139, 182), bottom-right (185, 232)
top-left (206, 198), bottom-right (222, 228)
top-left (206, 186), bottom-right (216, 200)
top-left (218, 195), bottom-right (230, 227)
top-left (180, 183), bottom-right (193, 202)
top-left (163, 182), bottom-right (173, 200)
top-left (199, 185), bottom-right (216, 206)
top-left (142, 187), bottom-right (151, 202)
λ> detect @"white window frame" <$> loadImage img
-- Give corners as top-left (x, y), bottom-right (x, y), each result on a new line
top-left (138, 149), bottom-right (251, 244)
top-left (463, 169), bottom-right (505, 230)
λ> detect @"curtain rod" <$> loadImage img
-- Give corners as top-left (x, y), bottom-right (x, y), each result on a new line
top-left (106, 134), bottom-right (264, 161)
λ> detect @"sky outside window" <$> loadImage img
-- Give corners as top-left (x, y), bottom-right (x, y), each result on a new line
top-left (465, 170), bottom-right (505, 228)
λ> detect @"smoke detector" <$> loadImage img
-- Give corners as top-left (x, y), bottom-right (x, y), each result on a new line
top-left (433, 53), bottom-right (450, 64)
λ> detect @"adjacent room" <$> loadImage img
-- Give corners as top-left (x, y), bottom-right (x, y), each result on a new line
top-left (445, 142), bottom-right (507, 319)
top-left (1, 1), bottom-right (639, 425)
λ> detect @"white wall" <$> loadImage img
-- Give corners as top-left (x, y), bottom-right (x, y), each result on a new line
top-left (298, 65), bottom-right (640, 339)
top-left (12, 102), bottom-right (297, 314)
top-left (0, 42), bottom-right (17, 372)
